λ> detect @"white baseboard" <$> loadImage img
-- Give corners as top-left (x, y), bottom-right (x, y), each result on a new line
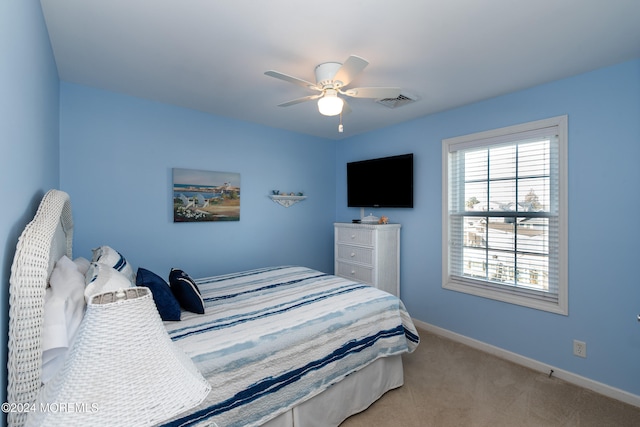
top-left (412, 318), bottom-right (640, 409)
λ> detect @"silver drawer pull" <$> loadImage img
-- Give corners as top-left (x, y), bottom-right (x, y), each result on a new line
top-left (350, 252), bottom-right (356, 257)
top-left (350, 270), bottom-right (356, 275)
top-left (351, 235), bottom-right (356, 239)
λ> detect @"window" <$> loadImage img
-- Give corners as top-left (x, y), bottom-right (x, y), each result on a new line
top-left (442, 116), bottom-right (568, 314)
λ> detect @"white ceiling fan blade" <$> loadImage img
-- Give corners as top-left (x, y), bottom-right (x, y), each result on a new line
top-left (332, 55), bottom-right (369, 88)
top-left (265, 70), bottom-right (320, 91)
top-left (277, 94), bottom-right (322, 107)
top-left (342, 87), bottom-right (401, 99)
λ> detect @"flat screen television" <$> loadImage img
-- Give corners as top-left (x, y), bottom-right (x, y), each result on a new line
top-left (347, 153), bottom-right (414, 208)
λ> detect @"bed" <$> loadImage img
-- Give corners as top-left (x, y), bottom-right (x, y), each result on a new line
top-left (8, 189), bottom-right (419, 427)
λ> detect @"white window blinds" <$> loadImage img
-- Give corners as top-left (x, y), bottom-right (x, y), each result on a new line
top-left (442, 116), bottom-right (568, 314)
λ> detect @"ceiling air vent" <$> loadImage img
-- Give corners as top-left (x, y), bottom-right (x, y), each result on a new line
top-left (376, 93), bottom-right (417, 109)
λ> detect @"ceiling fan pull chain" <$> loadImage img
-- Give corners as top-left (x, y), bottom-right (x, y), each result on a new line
top-left (339, 112), bottom-right (344, 133)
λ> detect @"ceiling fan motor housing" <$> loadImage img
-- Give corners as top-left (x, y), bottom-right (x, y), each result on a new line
top-left (315, 62), bottom-right (343, 88)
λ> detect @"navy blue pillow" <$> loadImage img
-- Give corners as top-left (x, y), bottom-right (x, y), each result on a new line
top-left (136, 268), bottom-right (181, 321)
top-left (169, 269), bottom-right (205, 314)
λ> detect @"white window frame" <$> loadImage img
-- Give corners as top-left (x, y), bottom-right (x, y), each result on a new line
top-left (442, 116), bottom-right (568, 315)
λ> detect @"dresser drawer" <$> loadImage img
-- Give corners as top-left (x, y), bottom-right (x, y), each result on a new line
top-left (336, 245), bottom-right (374, 265)
top-left (336, 227), bottom-right (374, 246)
top-left (336, 261), bottom-right (374, 284)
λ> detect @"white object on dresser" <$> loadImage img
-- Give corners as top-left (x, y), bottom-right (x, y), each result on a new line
top-left (334, 222), bottom-right (401, 297)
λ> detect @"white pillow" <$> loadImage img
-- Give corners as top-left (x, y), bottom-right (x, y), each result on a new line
top-left (91, 246), bottom-right (135, 284)
top-left (84, 262), bottom-right (134, 303)
top-left (42, 255), bottom-right (86, 384)
top-left (73, 256), bottom-right (90, 275)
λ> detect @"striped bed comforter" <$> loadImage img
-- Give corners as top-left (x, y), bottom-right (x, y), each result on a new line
top-left (161, 266), bottom-right (420, 427)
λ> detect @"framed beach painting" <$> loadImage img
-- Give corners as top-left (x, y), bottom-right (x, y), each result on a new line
top-left (173, 168), bottom-right (241, 222)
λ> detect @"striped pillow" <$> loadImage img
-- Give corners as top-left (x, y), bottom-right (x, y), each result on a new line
top-left (84, 262), bottom-right (133, 303)
top-left (91, 245), bottom-right (135, 284)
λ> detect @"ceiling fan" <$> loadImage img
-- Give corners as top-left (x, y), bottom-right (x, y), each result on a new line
top-left (265, 55), bottom-right (401, 118)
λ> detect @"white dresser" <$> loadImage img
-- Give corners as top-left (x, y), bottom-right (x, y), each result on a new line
top-left (334, 222), bottom-right (401, 297)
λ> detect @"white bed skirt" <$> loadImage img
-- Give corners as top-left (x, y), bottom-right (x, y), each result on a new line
top-left (261, 355), bottom-right (404, 427)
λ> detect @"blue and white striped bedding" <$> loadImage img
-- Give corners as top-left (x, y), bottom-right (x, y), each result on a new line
top-left (161, 266), bottom-right (419, 427)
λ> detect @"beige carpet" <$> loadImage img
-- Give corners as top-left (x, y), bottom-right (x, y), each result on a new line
top-left (341, 328), bottom-right (640, 426)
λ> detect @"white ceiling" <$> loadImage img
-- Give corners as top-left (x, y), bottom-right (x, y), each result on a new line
top-left (40, 0), bottom-right (640, 140)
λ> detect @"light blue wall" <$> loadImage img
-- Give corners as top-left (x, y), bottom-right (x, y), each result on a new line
top-left (0, 0), bottom-right (60, 411)
top-left (59, 83), bottom-right (337, 279)
top-left (335, 59), bottom-right (640, 397)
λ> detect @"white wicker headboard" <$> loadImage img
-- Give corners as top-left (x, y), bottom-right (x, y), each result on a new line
top-left (7, 190), bottom-right (73, 427)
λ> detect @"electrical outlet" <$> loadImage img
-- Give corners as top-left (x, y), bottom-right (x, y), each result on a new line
top-left (573, 340), bottom-right (587, 358)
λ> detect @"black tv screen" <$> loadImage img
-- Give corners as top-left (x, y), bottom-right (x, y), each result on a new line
top-left (347, 153), bottom-right (414, 208)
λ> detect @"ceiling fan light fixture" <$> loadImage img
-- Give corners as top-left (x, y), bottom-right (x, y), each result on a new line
top-left (317, 89), bottom-right (344, 116)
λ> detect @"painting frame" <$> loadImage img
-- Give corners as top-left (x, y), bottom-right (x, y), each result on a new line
top-left (172, 168), bottom-right (241, 222)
